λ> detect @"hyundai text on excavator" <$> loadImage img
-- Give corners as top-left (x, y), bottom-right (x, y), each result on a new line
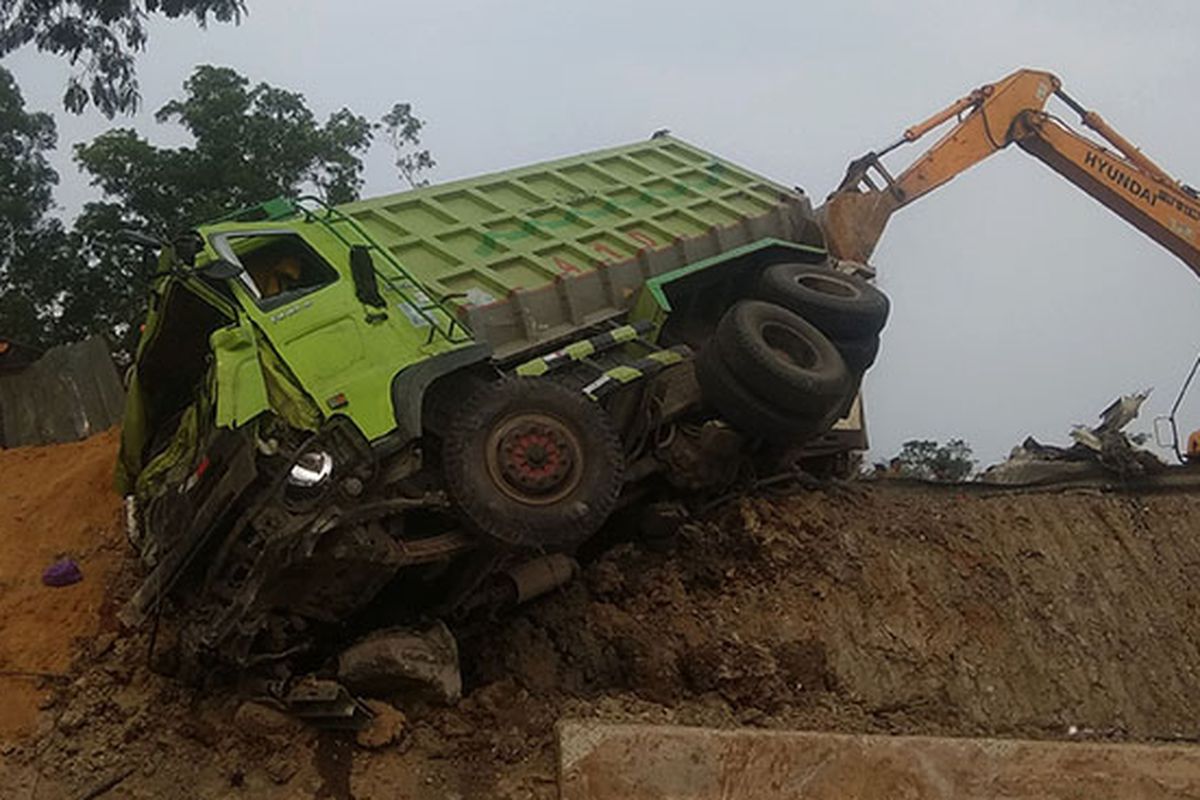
top-left (818, 67), bottom-right (1200, 461)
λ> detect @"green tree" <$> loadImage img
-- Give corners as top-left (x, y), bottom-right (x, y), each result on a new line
top-left (74, 65), bottom-right (376, 238)
top-left (382, 102), bottom-right (434, 188)
top-left (0, 0), bottom-right (246, 116)
top-left (54, 204), bottom-right (146, 350)
top-left (892, 438), bottom-right (975, 482)
top-left (0, 66), bottom-right (68, 348)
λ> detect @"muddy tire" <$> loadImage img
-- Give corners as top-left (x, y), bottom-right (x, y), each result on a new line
top-left (756, 262), bottom-right (889, 339)
top-left (833, 334), bottom-right (881, 375)
top-left (694, 343), bottom-right (828, 441)
top-left (442, 377), bottom-right (624, 550)
top-left (715, 300), bottom-right (851, 413)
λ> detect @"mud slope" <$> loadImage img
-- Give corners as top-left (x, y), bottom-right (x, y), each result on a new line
top-left (5, 457), bottom-right (1200, 798)
top-left (478, 486), bottom-right (1200, 741)
top-left (0, 428), bottom-right (124, 740)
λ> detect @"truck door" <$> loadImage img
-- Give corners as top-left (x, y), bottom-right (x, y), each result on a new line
top-left (212, 228), bottom-right (412, 440)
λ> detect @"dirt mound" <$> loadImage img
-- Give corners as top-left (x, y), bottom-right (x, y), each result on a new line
top-left (0, 428), bottom-right (125, 740)
top-left (5, 468), bottom-right (1200, 798)
top-left (469, 486), bottom-right (1200, 742)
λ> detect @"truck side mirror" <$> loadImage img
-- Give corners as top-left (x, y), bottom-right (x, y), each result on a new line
top-left (350, 245), bottom-right (386, 308)
top-left (202, 258), bottom-right (242, 280)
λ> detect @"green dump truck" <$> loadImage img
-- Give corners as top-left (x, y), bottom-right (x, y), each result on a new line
top-left (116, 135), bottom-right (888, 676)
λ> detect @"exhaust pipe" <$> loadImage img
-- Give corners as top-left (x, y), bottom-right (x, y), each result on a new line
top-left (503, 554), bottom-right (579, 606)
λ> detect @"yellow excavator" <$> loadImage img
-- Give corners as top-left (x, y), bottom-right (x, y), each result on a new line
top-left (818, 67), bottom-right (1200, 462)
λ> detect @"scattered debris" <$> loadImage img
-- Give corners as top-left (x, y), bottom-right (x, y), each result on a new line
top-left (981, 391), bottom-right (1165, 484)
top-left (338, 621), bottom-right (462, 705)
top-left (41, 557), bottom-right (83, 587)
top-left (233, 700), bottom-right (305, 741)
top-left (75, 766), bottom-right (134, 800)
top-left (282, 677), bottom-right (371, 731)
top-left (355, 699), bottom-right (407, 749)
top-left (263, 752), bottom-right (300, 786)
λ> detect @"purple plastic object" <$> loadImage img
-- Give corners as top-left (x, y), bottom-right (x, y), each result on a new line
top-left (42, 558), bottom-right (83, 587)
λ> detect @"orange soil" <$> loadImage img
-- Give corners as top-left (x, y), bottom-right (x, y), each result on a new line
top-left (0, 428), bottom-right (124, 740)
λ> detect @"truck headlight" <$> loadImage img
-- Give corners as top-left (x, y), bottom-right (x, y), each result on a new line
top-left (288, 451), bottom-right (334, 488)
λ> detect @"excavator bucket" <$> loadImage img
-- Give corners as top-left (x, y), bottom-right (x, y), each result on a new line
top-left (815, 190), bottom-right (896, 264)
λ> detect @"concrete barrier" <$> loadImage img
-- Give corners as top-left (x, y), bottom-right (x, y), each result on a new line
top-left (0, 336), bottom-right (125, 448)
top-left (559, 721), bottom-right (1200, 799)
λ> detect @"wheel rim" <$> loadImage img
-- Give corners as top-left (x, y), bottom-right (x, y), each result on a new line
top-left (485, 412), bottom-right (584, 506)
top-left (761, 322), bottom-right (819, 370)
top-left (795, 273), bottom-right (858, 299)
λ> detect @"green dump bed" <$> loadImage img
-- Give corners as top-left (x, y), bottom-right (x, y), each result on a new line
top-left (335, 135), bottom-right (825, 359)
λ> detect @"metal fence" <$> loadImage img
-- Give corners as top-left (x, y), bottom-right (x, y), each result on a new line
top-left (0, 336), bottom-right (125, 448)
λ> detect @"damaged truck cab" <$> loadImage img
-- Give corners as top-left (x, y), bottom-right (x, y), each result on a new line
top-left (117, 136), bottom-right (888, 677)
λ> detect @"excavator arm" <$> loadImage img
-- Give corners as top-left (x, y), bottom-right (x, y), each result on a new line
top-left (819, 68), bottom-right (1200, 277)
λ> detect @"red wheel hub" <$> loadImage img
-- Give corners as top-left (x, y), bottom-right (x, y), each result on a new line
top-left (497, 422), bottom-right (574, 493)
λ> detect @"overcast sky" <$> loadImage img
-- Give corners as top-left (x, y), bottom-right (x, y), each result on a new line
top-left (7, 0), bottom-right (1200, 466)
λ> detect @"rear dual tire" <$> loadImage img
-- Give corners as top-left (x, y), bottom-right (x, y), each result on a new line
top-left (833, 334), bottom-right (881, 375)
top-left (695, 345), bottom-right (826, 441)
top-left (756, 262), bottom-right (887, 378)
top-left (756, 262), bottom-right (889, 341)
top-left (696, 300), bottom-right (852, 440)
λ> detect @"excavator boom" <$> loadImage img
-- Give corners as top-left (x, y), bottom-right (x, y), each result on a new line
top-left (1014, 115), bottom-right (1200, 275)
top-left (819, 68), bottom-right (1200, 278)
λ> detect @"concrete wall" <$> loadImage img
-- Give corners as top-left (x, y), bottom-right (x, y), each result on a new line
top-left (0, 336), bottom-right (125, 448)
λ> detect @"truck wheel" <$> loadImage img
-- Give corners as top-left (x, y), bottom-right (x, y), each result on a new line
top-left (716, 300), bottom-right (851, 413)
top-left (756, 262), bottom-right (889, 339)
top-left (833, 334), bottom-right (881, 375)
top-left (442, 377), bottom-right (624, 550)
top-left (694, 343), bottom-right (830, 441)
